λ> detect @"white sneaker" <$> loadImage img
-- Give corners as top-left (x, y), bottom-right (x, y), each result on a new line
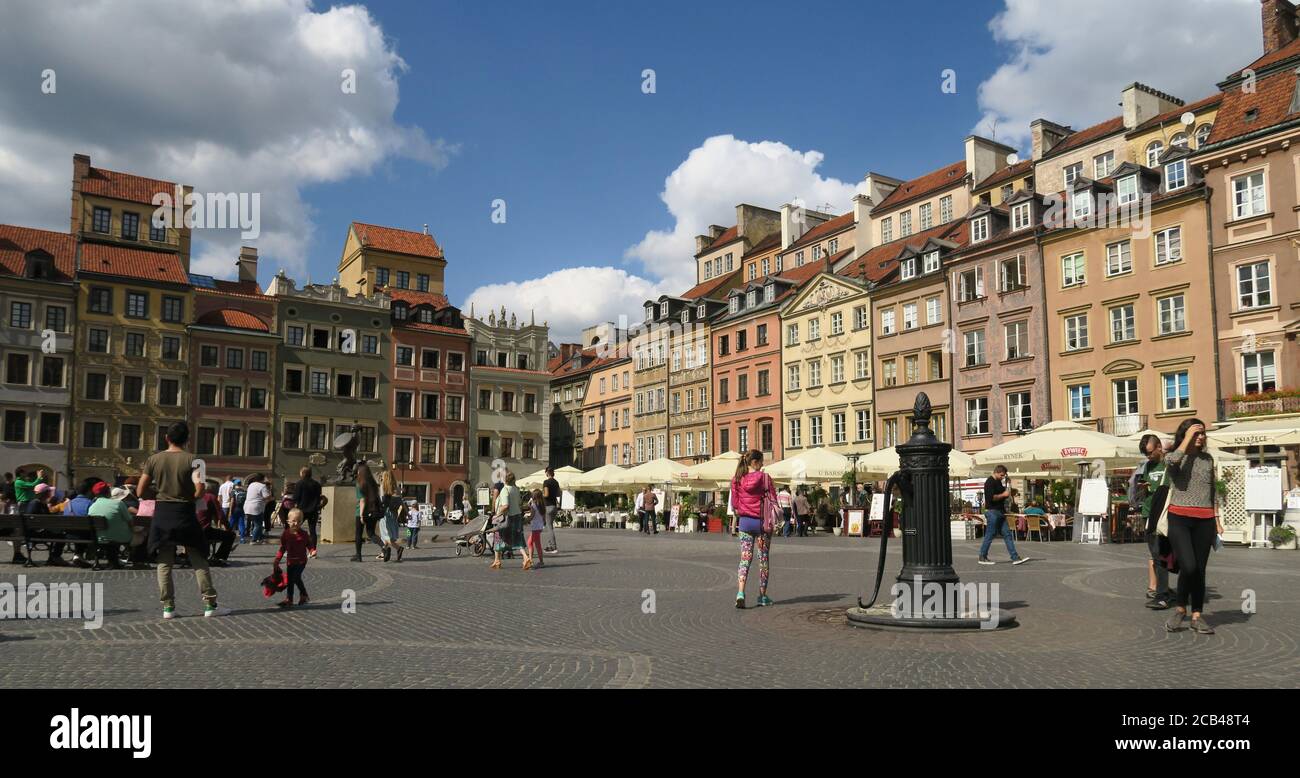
top-left (1012, 557), bottom-right (1031, 566)
top-left (162, 608), bottom-right (175, 620)
top-left (203, 606), bottom-right (232, 618)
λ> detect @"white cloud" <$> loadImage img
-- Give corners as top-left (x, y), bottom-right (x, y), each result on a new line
top-left (976, 0), bottom-right (1259, 148)
top-left (0, 0), bottom-right (450, 280)
top-left (466, 135), bottom-right (863, 343)
top-left (463, 267), bottom-right (664, 346)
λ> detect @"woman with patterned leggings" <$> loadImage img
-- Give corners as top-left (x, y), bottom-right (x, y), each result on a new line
top-left (729, 449), bottom-right (778, 609)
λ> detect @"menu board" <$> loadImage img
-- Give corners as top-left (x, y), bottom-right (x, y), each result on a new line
top-left (1245, 467), bottom-right (1283, 512)
top-left (561, 490), bottom-right (576, 510)
top-left (1078, 478), bottom-right (1110, 517)
top-left (847, 509), bottom-right (865, 537)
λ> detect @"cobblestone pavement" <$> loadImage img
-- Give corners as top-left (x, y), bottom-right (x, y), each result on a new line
top-left (2, 529), bottom-right (1298, 688)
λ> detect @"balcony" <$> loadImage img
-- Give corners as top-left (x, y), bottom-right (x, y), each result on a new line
top-left (1220, 390), bottom-right (1300, 420)
top-left (1094, 415), bottom-right (1147, 436)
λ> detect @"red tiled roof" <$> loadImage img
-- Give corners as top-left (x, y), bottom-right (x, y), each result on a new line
top-left (696, 226), bottom-right (739, 256)
top-left (839, 220), bottom-right (967, 284)
top-left (1041, 116), bottom-right (1126, 160)
top-left (1207, 68), bottom-right (1299, 147)
top-left (0, 225), bottom-right (76, 280)
top-left (873, 160), bottom-right (967, 211)
top-left (550, 347), bottom-right (601, 378)
top-left (975, 159), bottom-right (1033, 191)
top-left (81, 166), bottom-right (178, 206)
top-left (386, 288), bottom-right (452, 308)
top-left (79, 242), bottom-right (188, 284)
top-left (785, 211), bottom-right (854, 252)
top-left (680, 267), bottom-right (742, 300)
top-left (195, 308), bottom-right (270, 332)
top-left (214, 279), bottom-right (263, 295)
top-left (404, 321), bottom-right (469, 336)
top-left (1234, 36), bottom-right (1300, 80)
top-left (352, 222), bottom-right (444, 260)
top-left (1128, 94), bottom-right (1221, 136)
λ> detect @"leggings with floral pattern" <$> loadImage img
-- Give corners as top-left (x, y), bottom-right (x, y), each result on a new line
top-left (737, 530), bottom-right (770, 595)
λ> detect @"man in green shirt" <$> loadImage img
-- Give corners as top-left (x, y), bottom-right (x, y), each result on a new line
top-left (1130, 434), bottom-right (1173, 609)
top-left (14, 468), bottom-right (46, 504)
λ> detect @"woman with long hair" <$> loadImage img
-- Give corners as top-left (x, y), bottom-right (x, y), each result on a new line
top-left (377, 467), bottom-right (405, 562)
top-left (351, 463), bottom-right (382, 562)
top-left (730, 449), bottom-right (778, 609)
top-left (1162, 418), bottom-right (1224, 634)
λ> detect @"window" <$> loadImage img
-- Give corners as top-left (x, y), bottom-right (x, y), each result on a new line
top-left (831, 356), bottom-right (844, 384)
top-left (88, 287), bottom-right (112, 314)
top-left (114, 423), bottom-right (142, 451)
top-left (312, 328), bottom-right (331, 349)
top-left (309, 423), bottom-right (328, 450)
top-left (882, 359), bottom-right (897, 387)
top-left (200, 345), bottom-right (219, 366)
top-left (1106, 240), bottom-right (1132, 276)
top-left (729, 297), bottom-right (739, 314)
top-left (832, 412), bottom-right (847, 444)
top-left (758, 369), bottom-right (770, 395)
top-left (38, 412), bottom-right (61, 444)
top-left (92, 207), bottom-right (111, 234)
top-left (1110, 304), bottom-right (1136, 343)
top-left (808, 317), bottom-right (820, 340)
top-left (756, 323), bottom-right (768, 345)
top-left (813, 245), bottom-right (822, 261)
top-left (162, 297), bottom-right (183, 323)
top-left (448, 353), bottom-right (464, 372)
top-left (1237, 261), bottom-right (1272, 308)
top-left (362, 335), bottom-right (379, 355)
top-left (964, 330), bottom-right (985, 367)
top-left (883, 419), bottom-right (898, 448)
top-left (881, 217), bottom-right (893, 243)
top-left (1065, 314), bottom-right (1089, 350)
top-left (3, 353), bottom-right (28, 385)
top-left (501, 391), bottom-right (515, 412)
top-left (788, 418), bottom-right (802, 448)
top-left (1233, 171), bottom-right (1266, 219)
top-left (87, 328), bottom-right (109, 353)
top-left (919, 202), bottom-right (933, 229)
top-left (957, 268), bottom-right (983, 301)
top-left (787, 364), bottom-right (800, 391)
top-left (1158, 295), bottom-right (1186, 334)
top-left (903, 303), bottom-right (918, 330)
top-left (222, 385), bottom-right (242, 408)
top-left (737, 330), bottom-right (748, 351)
top-left (446, 440), bottom-right (464, 466)
top-left (417, 274), bottom-right (430, 292)
top-left (197, 383), bottom-right (216, 406)
top-left (311, 371), bottom-right (330, 395)
top-left (718, 378), bottom-right (729, 403)
top-left (1194, 123), bottom-right (1213, 148)
top-left (1069, 384), bottom-right (1092, 420)
top-left (971, 217), bottom-right (989, 242)
top-left (717, 335), bottom-right (729, 357)
top-left (1005, 321), bottom-right (1029, 360)
top-left (1154, 227), bottom-right (1181, 264)
top-left (940, 195), bottom-right (953, 223)
top-left (904, 355), bottom-right (919, 384)
top-left (1113, 378), bottom-right (1139, 416)
top-left (284, 369), bottom-right (303, 393)
top-left (810, 416), bottom-right (823, 446)
top-left (1071, 189), bottom-right (1092, 220)
top-left (1243, 351), bottom-right (1277, 393)
top-left (1, 411), bottom-right (25, 443)
top-left (1007, 392), bottom-right (1032, 432)
top-left (965, 398), bottom-right (989, 436)
top-left (251, 351), bottom-right (268, 372)
top-left (161, 336), bottom-right (181, 360)
top-left (158, 378), bottom-right (180, 406)
top-left (123, 292), bottom-right (147, 319)
top-left (1094, 152), bottom-right (1114, 180)
top-left (881, 309), bottom-right (895, 335)
top-left (394, 271), bottom-right (409, 289)
top-left (900, 211), bottom-right (913, 237)
top-left (249, 388), bottom-right (267, 409)
top-left (375, 268), bottom-right (390, 287)
top-left (855, 352), bottom-right (870, 380)
top-left (761, 258), bottom-right (771, 277)
top-left (1163, 371), bottom-right (1190, 411)
top-left (82, 421), bottom-right (106, 448)
top-left (1000, 256), bottom-right (1025, 291)
top-left (45, 305), bottom-right (67, 332)
top-left (421, 438), bottom-right (439, 464)
top-left (222, 348), bottom-right (243, 371)
top-left (786, 323), bottom-right (799, 345)
top-left (853, 410), bottom-right (870, 442)
top-left (1145, 141), bottom-right (1164, 168)
top-left (854, 305), bottom-right (869, 330)
top-left (40, 357), bottom-right (63, 388)
top-left (795, 250), bottom-right (805, 267)
top-left (124, 332), bottom-right (144, 357)
top-left (1064, 162), bottom-right (1083, 187)
top-left (1171, 132), bottom-right (1188, 149)
top-left (808, 360), bottom-right (822, 388)
top-left (396, 346), bottom-right (414, 366)
top-left (1117, 175), bottom-right (1138, 206)
top-left (117, 376), bottom-right (143, 404)
top-left (1062, 253), bottom-right (1086, 286)
top-left (287, 325), bottom-right (305, 346)
top-left (85, 372), bottom-right (108, 400)
top-left (360, 375), bottom-right (378, 400)
top-left (393, 303), bottom-right (409, 322)
top-left (928, 350), bottom-right (943, 380)
top-left (901, 257), bottom-right (917, 280)
top-left (829, 312), bottom-right (843, 335)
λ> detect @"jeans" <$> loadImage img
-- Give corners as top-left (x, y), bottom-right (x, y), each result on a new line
top-left (1167, 514), bottom-right (1214, 612)
top-left (781, 508), bottom-right (793, 537)
top-left (231, 508), bottom-right (246, 541)
top-left (156, 545), bottom-right (218, 610)
top-left (979, 509), bottom-right (1021, 560)
top-left (304, 511), bottom-right (320, 548)
top-left (249, 509), bottom-right (264, 542)
top-left (544, 504), bottom-right (559, 550)
top-left (286, 562), bottom-right (307, 599)
top-left (407, 526), bottom-right (420, 547)
top-left (1146, 531), bottom-right (1172, 597)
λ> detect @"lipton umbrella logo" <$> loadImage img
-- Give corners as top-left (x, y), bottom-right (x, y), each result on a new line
top-left (1060, 447), bottom-right (1088, 458)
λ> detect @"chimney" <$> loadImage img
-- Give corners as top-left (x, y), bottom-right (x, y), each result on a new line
top-left (851, 193), bottom-right (874, 256)
top-left (1121, 83), bottom-right (1183, 130)
top-left (1030, 119), bottom-right (1073, 161)
top-left (965, 135), bottom-right (1015, 189)
top-left (1262, 0), bottom-right (1300, 54)
top-left (422, 223), bottom-right (429, 235)
top-left (694, 233), bottom-right (714, 255)
top-left (781, 202), bottom-right (808, 249)
top-left (708, 225), bottom-right (726, 240)
top-left (236, 246), bottom-right (258, 283)
top-left (70, 153), bottom-right (91, 234)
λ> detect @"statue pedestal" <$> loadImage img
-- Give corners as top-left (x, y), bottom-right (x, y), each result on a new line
top-left (321, 485), bottom-right (357, 544)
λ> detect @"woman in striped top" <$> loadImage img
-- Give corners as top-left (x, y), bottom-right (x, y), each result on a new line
top-left (1162, 418), bottom-right (1223, 634)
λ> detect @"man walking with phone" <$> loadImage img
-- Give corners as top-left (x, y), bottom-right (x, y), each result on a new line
top-left (978, 465), bottom-right (1029, 566)
top-left (541, 467), bottom-right (561, 554)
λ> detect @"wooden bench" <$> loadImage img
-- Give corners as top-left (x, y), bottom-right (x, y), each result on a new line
top-left (0, 513), bottom-right (111, 569)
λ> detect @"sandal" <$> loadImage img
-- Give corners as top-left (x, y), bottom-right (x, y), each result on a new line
top-left (1190, 616), bottom-right (1215, 634)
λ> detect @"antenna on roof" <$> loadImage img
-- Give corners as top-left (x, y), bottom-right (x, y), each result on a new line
top-left (423, 224), bottom-right (429, 235)
top-left (818, 202), bottom-right (835, 215)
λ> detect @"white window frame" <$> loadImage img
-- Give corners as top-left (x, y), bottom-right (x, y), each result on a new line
top-left (1232, 171), bottom-right (1266, 219)
top-left (1109, 304), bottom-right (1136, 343)
top-left (1062, 252), bottom-right (1086, 287)
top-left (971, 217), bottom-right (989, 243)
top-left (1065, 314), bottom-right (1089, 351)
top-left (1011, 202), bottom-right (1031, 231)
top-left (1236, 261), bottom-right (1272, 309)
top-left (1154, 226), bottom-right (1181, 265)
top-left (1106, 240), bottom-right (1132, 276)
top-left (1158, 294), bottom-right (1186, 334)
top-left (1164, 159), bottom-right (1187, 191)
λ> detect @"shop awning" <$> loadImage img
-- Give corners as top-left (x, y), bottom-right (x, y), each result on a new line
top-left (1207, 418), bottom-right (1300, 448)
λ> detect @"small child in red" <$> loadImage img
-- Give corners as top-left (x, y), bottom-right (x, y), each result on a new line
top-left (275, 508), bottom-right (315, 607)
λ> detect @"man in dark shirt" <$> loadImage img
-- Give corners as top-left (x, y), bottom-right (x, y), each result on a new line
top-left (541, 467), bottom-right (561, 553)
top-left (979, 465), bottom-right (1028, 566)
top-left (292, 466), bottom-right (323, 554)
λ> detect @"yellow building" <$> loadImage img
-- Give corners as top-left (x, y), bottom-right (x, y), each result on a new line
top-left (69, 155), bottom-right (195, 481)
top-left (338, 221), bottom-right (446, 296)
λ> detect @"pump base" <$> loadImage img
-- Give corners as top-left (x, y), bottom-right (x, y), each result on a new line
top-left (845, 604), bottom-right (1017, 631)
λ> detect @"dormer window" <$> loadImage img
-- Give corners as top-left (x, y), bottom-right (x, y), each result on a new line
top-left (419, 308), bottom-right (434, 323)
top-left (729, 297), bottom-right (739, 314)
top-left (1165, 159), bottom-right (1187, 191)
top-left (660, 301), bottom-right (669, 317)
top-left (900, 257), bottom-right (917, 280)
top-left (1063, 163), bottom-right (1083, 188)
top-left (680, 311), bottom-right (689, 325)
top-left (24, 251), bottom-right (54, 280)
top-left (764, 284), bottom-right (775, 303)
top-left (828, 238), bottom-right (838, 253)
top-left (1117, 175), bottom-right (1138, 205)
top-left (795, 250), bottom-right (804, 266)
top-left (393, 302), bottom-right (409, 321)
top-left (971, 217), bottom-right (989, 243)
top-left (923, 250), bottom-right (940, 274)
top-left (746, 290), bottom-right (757, 308)
top-left (704, 262), bottom-right (713, 281)
top-left (1145, 141), bottom-right (1163, 168)
top-left (761, 258), bottom-right (770, 276)
top-left (812, 245), bottom-right (822, 260)
top-left (1011, 202), bottom-right (1032, 231)
top-left (1071, 190), bottom-right (1092, 220)
top-left (1194, 124), bottom-right (1213, 148)
top-left (645, 305), bottom-right (653, 321)
top-left (1170, 132), bottom-right (1188, 149)
top-left (697, 303), bottom-right (706, 318)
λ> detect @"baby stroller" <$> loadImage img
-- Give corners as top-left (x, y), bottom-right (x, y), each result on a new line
top-left (453, 513), bottom-right (492, 557)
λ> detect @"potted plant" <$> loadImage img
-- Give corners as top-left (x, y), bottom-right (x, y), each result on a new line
top-left (1269, 524), bottom-right (1297, 550)
top-left (707, 505), bottom-right (726, 534)
top-left (679, 493), bottom-right (698, 533)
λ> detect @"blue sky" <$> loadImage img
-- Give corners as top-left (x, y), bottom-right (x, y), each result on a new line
top-left (0, 0), bottom-right (1260, 341)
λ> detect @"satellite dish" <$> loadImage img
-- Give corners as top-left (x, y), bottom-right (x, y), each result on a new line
top-left (1180, 111), bottom-right (1196, 127)
top-left (1006, 152), bottom-right (1020, 165)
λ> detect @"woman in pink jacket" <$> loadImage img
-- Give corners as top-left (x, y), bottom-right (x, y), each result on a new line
top-left (730, 449), bottom-right (779, 609)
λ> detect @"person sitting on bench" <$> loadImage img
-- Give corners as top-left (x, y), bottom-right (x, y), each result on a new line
top-left (21, 483), bottom-right (66, 565)
top-left (90, 481), bottom-right (133, 569)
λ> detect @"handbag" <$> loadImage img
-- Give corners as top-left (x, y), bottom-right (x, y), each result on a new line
top-left (760, 475), bottom-right (782, 535)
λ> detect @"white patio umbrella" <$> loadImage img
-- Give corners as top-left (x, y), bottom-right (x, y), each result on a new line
top-left (517, 465), bottom-right (582, 490)
top-left (567, 464), bottom-right (630, 491)
top-left (856, 445), bottom-right (977, 478)
top-left (678, 451), bottom-right (742, 486)
top-left (610, 457), bottom-right (689, 487)
top-left (1125, 429), bottom-right (1248, 465)
top-left (972, 419), bottom-right (1142, 471)
top-left (764, 447), bottom-right (851, 483)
